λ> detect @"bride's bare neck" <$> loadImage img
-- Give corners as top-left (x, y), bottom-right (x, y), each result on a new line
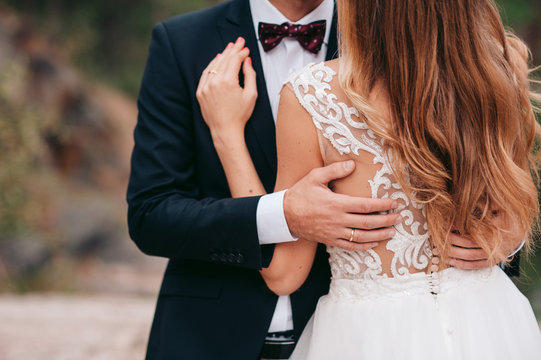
top-left (268, 0), bottom-right (324, 22)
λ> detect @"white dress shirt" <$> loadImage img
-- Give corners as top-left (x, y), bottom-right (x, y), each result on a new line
top-left (251, 0), bottom-right (335, 333)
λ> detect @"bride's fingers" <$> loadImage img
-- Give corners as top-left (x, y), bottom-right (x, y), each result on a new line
top-left (242, 57), bottom-right (257, 98)
top-left (218, 38), bottom-right (250, 80)
top-left (224, 47), bottom-right (250, 80)
top-left (203, 38), bottom-right (247, 84)
top-left (198, 53), bottom-right (223, 89)
top-left (200, 40), bottom-right (236, 87)
top-left (214, 40), bottom-right (238, 74)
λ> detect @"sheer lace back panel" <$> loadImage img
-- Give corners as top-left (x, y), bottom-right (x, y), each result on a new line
top-left (286, 62), bottom-right (432, 280)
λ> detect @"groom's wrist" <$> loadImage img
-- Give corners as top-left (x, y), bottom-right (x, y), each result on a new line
top-left (507, 238), bottom-right (525, 259)
top-left (257, 190), bottom-right (298, 245)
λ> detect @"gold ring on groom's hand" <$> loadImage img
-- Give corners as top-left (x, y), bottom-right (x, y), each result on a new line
top-left (209, 69), bottom-right (218, 75)
top-left (348, 228), bottom-right (355, 242)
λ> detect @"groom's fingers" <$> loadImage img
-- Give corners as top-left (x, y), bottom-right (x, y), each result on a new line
top-left (310, 161), bottom-right (355, 185)
top-left (448, 233), bottom-right (480, 249)
top-left (341, 196), bottom-right (398, 215)
top-left (448, 232), bottom-right (493, 269)
top-left (310, 161), bottom-right (394, 213)
top-left (449, 246), bottom-right (488, 261)
top-left (448, 258), bottom-right (490, 270)
top-left (345, 227), bottom-right (396, 244)
top-left (326, 239), bottom-right (380, 252)
top-left (342, 213), bottom-right (401, 231)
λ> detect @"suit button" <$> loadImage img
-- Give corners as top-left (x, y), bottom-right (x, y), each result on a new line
top-left (210, 253), bottom-right (219, 261)
top-left (236, 253), bottom-right (245, 264)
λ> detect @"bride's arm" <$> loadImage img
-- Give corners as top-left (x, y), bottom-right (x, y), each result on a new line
top-left (208, 84), bottom-right (324, 295)
top-left (211, 125), bottom-right (266, 198)
top-left (197, 44), bottom-right (328, 294)
top-left (196, 39), bottom-right (264, 197)
top-left (195, 40), bottom-right (318, 289)
top-left (259, 86), bottom-right (324, 295)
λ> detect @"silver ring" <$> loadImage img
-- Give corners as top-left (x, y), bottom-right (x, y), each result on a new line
top-left (348, 228), bottom-right (355, 242)
top-left (208, 69), bottom-right (218, 75)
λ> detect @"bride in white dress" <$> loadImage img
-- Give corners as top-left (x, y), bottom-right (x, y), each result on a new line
top-left (283, 61), bottom-right (541, 359)
top-left (198, 0), bottom-right (541, 358)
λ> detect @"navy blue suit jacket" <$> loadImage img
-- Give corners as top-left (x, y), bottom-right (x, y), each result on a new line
top-left (127, 0), bottom-right (337, 359)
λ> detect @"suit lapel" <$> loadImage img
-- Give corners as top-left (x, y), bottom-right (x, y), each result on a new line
top-left (216, 0), bottom-right (339, 176)
top-left (326, 7), bottom-right (338, 61)
top-left (218, 0), bottom-right (277, 175)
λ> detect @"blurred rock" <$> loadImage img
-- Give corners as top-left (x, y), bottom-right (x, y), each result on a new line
top-left (0, 235), bottom-right (51, 276)
top-left (0, 6), bottom-right (160, 291)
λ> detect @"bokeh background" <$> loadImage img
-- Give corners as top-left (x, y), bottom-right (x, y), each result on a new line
top-left (0, 0), bottom-right (539, 359)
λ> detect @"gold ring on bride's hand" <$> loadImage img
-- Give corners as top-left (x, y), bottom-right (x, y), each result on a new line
top-left (348, 228), bottom-right (355, 242)
top-left (209, 69), bottom-right (218, 75)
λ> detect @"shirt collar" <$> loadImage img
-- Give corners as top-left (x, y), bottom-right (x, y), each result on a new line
top-left (249, 0), bottom-right (334, 45)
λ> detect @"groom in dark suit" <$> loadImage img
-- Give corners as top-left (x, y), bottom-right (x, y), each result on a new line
top-left (127, 0), bottom-right (522, 359)
top-left (127, 1), bottom-right (395, 358)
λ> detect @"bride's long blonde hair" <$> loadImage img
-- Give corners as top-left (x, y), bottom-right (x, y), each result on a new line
top-left (338, 0), bottom-right (541, 264)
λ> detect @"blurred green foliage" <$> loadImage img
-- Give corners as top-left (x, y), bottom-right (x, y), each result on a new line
top-left (2, 0), bottom-right (223, 97)
top-left (2, 0), bottom-right (539, 98)
top-left (498, 0), bottom-right (538, 24)
top-left (0, 61), bottom-right (44, 234)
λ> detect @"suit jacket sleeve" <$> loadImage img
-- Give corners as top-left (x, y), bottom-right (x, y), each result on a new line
top-left (127, 22), bottom-right (274, 270)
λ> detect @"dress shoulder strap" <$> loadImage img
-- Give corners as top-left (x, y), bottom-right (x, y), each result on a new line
top-left (286, 62), bottom-right (383, 159)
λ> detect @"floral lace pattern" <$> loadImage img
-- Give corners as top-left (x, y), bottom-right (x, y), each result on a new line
top-left (288, 62), bottom-right (432, 280)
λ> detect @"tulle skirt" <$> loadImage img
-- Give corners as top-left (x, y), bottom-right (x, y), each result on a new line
top-left (290, 266), bottom-right (541, 360)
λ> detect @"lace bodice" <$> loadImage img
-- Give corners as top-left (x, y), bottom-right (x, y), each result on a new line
top-left (287, 62), bottom-right (433, 280)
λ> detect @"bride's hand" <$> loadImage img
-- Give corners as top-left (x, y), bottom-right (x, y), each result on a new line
top-left (196, 37), bottom-right (258, 149)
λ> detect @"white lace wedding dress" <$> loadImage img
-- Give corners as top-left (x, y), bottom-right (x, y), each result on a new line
top-left (287, 62), bottom-right (541, 360)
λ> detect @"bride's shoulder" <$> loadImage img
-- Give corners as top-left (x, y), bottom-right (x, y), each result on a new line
top-left (279, 59), bottom-right (347, 127)
top-left (285, 59), bottom-right (341, 88)
top-left (324, 58), bottom-right (340, 73)
top-left (277, 62), bottom-right (339, 127)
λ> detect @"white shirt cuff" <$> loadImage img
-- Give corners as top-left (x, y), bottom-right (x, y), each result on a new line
top-left (256, 190), bottom-right (298, 245)
top-left (508, 238), bottom-right (525, 258)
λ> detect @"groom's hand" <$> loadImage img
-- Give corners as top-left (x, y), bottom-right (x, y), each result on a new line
top-left (448, 216), bottom-right (524, 270)
top-left (283, 161), bottom-right (401, 251)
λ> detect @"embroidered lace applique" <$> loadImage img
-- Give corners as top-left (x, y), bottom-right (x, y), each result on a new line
top-left (288, 62), bottom-right (432, 279)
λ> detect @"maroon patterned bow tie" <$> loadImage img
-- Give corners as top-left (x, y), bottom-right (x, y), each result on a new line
top-left (258, 20), bottom-right (326, 54)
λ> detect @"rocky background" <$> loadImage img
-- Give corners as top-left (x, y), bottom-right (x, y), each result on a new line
top-left (0, 0), bottom-right (539, 359)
